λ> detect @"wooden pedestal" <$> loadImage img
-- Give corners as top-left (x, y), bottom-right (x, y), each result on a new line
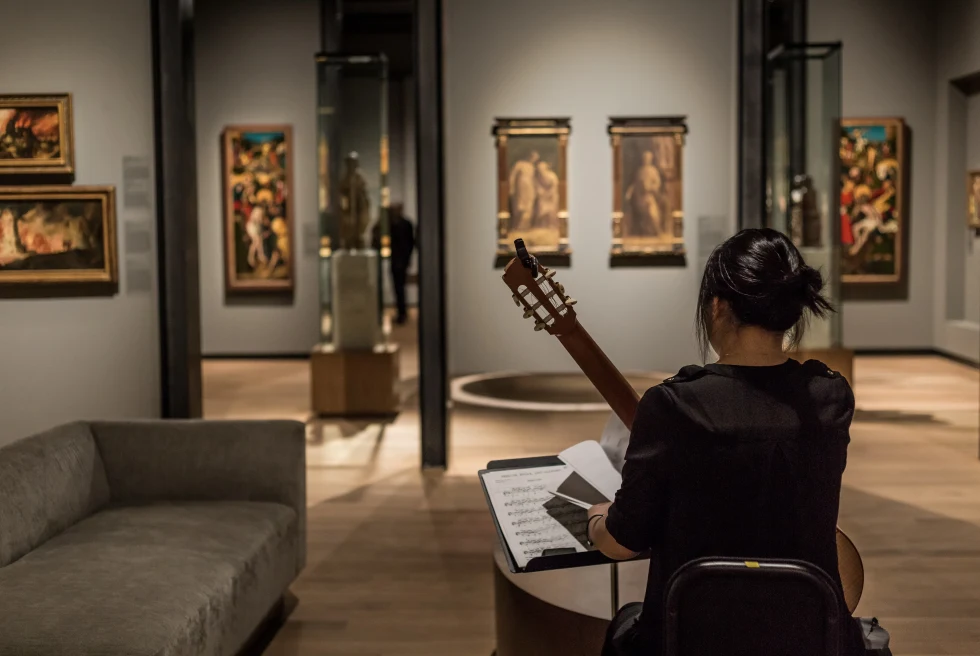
top-left (310, 343), bottom-right (400, 416)
top-left (790, 347), bottom-right (855, 386)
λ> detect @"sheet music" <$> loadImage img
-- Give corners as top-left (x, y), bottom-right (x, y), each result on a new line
top-left (481, 465), bottom-right (590, 568)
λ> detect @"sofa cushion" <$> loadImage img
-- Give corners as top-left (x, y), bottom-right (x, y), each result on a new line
top-left (0, 422), bottom-right (110, 568)
top-left (0, 501), bottom-right (299, 656)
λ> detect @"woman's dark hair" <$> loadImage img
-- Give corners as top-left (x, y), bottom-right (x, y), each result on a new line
top-left (695, 228), bottom-right (834, 360)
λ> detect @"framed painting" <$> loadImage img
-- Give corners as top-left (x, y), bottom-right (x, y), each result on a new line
top-left (968, 170), bottom-right (980, 231)
top-left (839, 118), bottom-right (909, 289)
top-left (222, 125), bottom-right (294, 293)
top-left (0, 186), bottom-right (117, 285)
top-left (493, 118), bottom-right (570, 267)
top-left (0, 94), bottom-right (74, 179)
top-left (609, 117), bottom-right (687, 266)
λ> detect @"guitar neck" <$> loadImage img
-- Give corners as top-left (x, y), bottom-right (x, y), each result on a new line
top-left (556, 322), bottom-right (640, 430)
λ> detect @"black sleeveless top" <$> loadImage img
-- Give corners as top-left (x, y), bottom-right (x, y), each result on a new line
top-left (604, 359), bottom-right (864, 655)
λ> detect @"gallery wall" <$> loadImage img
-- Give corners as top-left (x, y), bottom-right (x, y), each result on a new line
top-left (195, 0), bottom-right (321, 356)
top-left (444, 0), bottom-right (738, 376)
top-left (932, 0), bottom-right (980, 363)
top-left (195, 0), bottom-right (418, 354)
top-left (810, 0), bottom-right (938, 350)
top-left (0, 0), bottom-right (161, 444)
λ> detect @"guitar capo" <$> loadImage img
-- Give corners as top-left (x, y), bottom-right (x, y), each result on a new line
top-left (514, 238), bottom-right (538, 278)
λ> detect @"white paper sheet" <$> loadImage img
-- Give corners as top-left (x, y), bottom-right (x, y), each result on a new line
top-left (557, 440), bottom-right (623, 503)
top-left (481, 465), bottom-right (589, 569)
top-left (598, 411), bottom-right (631, 473)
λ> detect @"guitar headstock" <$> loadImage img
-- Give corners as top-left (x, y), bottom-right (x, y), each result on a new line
top-left (501, 239), bottom-right (578, 336)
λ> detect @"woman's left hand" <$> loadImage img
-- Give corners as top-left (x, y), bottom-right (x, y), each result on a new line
top-left (588, 501), bottom-right (612, 521)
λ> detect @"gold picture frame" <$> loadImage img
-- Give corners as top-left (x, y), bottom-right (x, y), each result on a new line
top-left (0, 94), bottom-right (75, 179)
top-left (493, 118), bottom-right (571, 267)
top-left (839, 117), bottom-right (909, 289)
top-left (221, 124), bottom-right (295, 293)
top-left (609, 116), bottom-right (687, 266)
top-left (968, 170), bottom-right (980, 231)
top-left (0, 186), bottom-right (117, 285)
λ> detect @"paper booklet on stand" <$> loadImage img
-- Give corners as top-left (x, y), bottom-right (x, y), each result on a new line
top-left (479, 421), bottom-right (640, 574)
top-left (550, 440), bottom-right (623, 509)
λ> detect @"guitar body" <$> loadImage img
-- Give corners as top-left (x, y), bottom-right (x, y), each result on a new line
top-left (501, 242), bottom-right (865, 614)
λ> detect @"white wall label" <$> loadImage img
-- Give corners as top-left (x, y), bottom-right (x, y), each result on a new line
top-left (122, 156), bottom-right (152, 209)
top-left (302, 222), bottom-right (320, 259)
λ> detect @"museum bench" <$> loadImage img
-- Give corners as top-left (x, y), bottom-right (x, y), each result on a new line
top-left (0, 419), bottom-right (306, 656)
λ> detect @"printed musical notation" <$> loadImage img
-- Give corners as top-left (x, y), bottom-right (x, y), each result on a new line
top-left (481, 465), bottom-right (589, 568)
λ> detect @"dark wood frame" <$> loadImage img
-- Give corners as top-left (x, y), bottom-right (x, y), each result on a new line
top-left (840, 117), bottom-right (909, 290)
top-left (968, 170), bottom-right (980, 231)
top-left (0, 93), bottom-right (75, 179)
top-left (220, 124), bottom-right (295, 293)
top-left (608, 116), bottom-right (688, 266)
top-left (0, 185), bottom-right (117, 285)
top-left (493, 118), bottom-right (571, 268)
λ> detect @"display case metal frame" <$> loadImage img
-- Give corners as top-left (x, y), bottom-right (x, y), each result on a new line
top-left (314, 52), bottom-right (390, 346)
top-left (765, 42), bottom-right (849, 374)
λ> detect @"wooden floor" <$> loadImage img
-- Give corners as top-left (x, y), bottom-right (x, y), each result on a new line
top-left (203, 326), bottom-right (980, 656)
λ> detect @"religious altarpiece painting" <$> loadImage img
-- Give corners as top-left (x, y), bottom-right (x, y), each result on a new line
top-left (222, 125), bottom-right (294, 293)
top-left (0, 94), bottom-right (74, 180)
top-left (0, 186), bottom-right (117, 285)
top-left (609, 117), bottom-right (687, 266)
top-left (968, 170), bottom-right (980, 231)
top-left (493, 118), bottom-right (570, 267)
top-left (839, 118), bottom-right (909, 290)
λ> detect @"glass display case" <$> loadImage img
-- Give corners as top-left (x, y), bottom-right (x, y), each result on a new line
top-left (315, 53), bottom-right (390, 348)
top-left (765, 43), bottom-right (843, 353)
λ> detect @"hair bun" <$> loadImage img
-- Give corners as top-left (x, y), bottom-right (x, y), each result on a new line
top-left (695, 229), bottom-right (836, 360)
top-left (799, 266), bottom-right (823, 292)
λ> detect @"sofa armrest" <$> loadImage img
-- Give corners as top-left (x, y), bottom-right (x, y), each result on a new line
top-left (89, 420), bottom-right (306, 571)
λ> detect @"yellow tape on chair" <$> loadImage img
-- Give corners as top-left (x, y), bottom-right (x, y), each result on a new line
top-left (744, 561), bottom-right (760, 568)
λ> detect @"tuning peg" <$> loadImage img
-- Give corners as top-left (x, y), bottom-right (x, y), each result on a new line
top-left (543, 269), bottom-right (556, 280)
top-left (534, 321), bottom-right (547, 331)
top-left (523, 309), bottom-right (534, 319)
top-left (565, 298), bottom-right (577, 306)
top-left (555, 282), bottom-right (565, 296)
top-left (512, 294), bottom-right (521, 306)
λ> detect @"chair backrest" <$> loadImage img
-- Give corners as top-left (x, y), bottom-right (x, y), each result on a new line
top-left (664, 558), bottom-right (841, 656)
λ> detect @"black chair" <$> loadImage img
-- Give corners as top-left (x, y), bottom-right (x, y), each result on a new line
top-left (663, 558), bottom-right (843, 656)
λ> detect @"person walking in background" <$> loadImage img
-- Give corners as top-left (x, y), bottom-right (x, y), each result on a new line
top-left (373, 202), bottom-right (415, 325)
top-left (389, 203), bottom-right (416, 324)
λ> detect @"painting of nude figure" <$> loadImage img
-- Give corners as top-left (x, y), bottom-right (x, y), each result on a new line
top-left (609, 117), bottom-right (687, 263)
top-left (493, 118), bottom-right (570, 265)
top-left (222, 125), bottom-right (294, 293)
top-left (506, 136), bottom-right (561, 247)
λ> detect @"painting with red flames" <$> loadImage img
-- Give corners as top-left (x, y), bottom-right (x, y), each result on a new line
top-left (0, 94), bottom-right (74, 178)
top-left (0, 186), bottom-right (117, 285)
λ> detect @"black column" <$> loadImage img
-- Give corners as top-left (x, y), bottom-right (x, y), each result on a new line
top-left (152, 0), bottom-right (202, 418)
top-left (415, 0), bottom-right (449, 469)
top-left (738, 0), bottom-right (767, 229)
top-left (321, 0), bottom-right (342, 51)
